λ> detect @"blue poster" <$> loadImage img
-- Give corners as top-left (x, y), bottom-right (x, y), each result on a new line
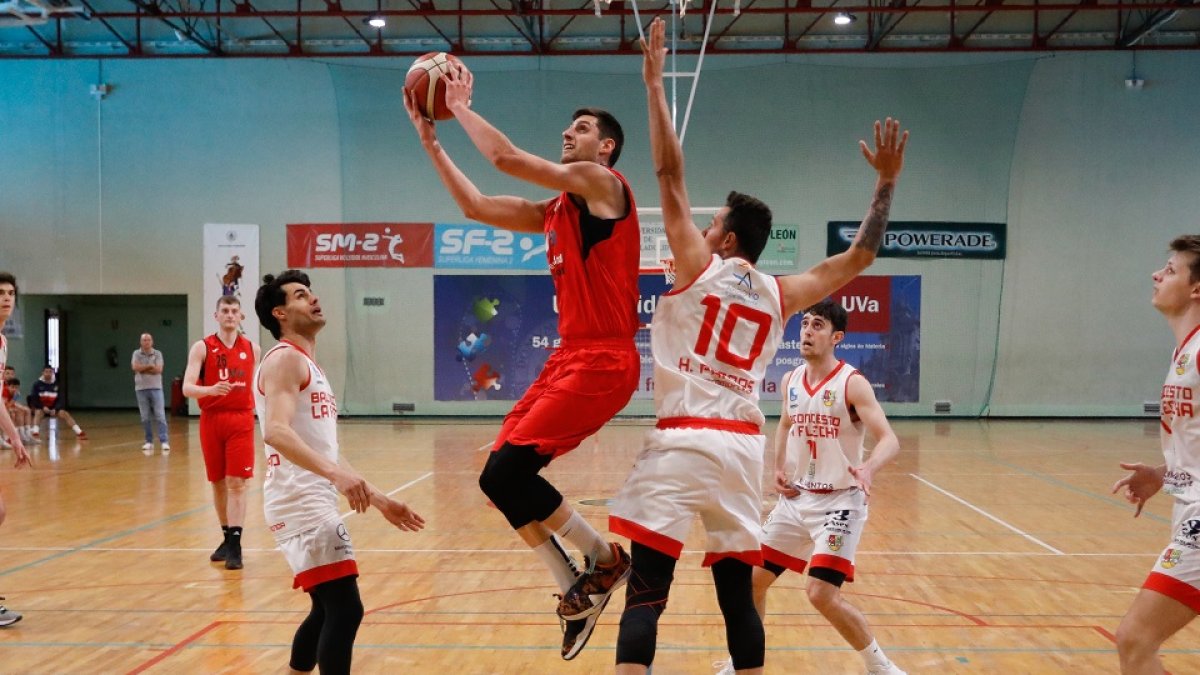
top-left (434, 274), bottom-right (918, 404)
top-left (433, 274), bottom-right (669, 401)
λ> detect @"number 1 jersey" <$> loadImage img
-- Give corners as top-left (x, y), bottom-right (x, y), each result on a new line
top-left (652, 255), bottom-right (785, 427)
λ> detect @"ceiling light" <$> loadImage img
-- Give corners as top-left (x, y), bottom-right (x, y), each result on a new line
top-left (833, 12), bottom-right (856, 25)
top-left (365, 13), bottom-right (386, 28)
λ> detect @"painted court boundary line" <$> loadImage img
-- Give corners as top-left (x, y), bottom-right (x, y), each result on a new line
top-left (910, 473), bottom-right (1066, 555)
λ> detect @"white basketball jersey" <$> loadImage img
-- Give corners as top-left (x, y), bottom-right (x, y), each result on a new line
top-left (784, 361), bottom-right (866, 491)
top-left (652, 255), bottom-right (785, 427)
top-left (254, 340), bottom-right (341, 539)
top-left (1161, 325), bottom-right (1200, 504)
top-left (0, 334), bottom-right (6, 373)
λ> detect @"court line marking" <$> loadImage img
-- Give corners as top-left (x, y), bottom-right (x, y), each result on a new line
top-left (339, 471), bottom-right (433, 520)
top-left (909, 473), bottom-right (1066, 555)
top-left (0, 546), bottom-right (1153, 557)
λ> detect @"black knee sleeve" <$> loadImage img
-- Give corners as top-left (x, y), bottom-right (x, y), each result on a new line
top-left (763, 560), bottom-right (787, 577)
top-left (477, 443), bottom-right (561, 529)
top-left (712, 558), bottom-right (765, 670)
top-left (308, 576), bottom-right (364, 675)
top-left (616, 543), bottom-right (677, 667)
top-left (289, 592), bottom-right (325, 672)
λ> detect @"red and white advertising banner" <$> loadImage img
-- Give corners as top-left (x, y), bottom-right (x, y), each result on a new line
top-left (287, 223), bottom-right (435, 268)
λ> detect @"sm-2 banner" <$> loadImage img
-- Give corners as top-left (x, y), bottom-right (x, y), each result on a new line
top-left (434, 274), bottom-right (920, 403)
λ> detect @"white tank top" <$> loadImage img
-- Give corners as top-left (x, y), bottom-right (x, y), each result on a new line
top-left (783, 360), bottom-right (866, 491)
top-left (254, 340), bottom-right (341, 539)
top-left (0, 334), bottom-right (6, 373)
top-left (1161, 325), bottom-right (1200, 504)
top-left (652, 255), bottom-right (785, 429)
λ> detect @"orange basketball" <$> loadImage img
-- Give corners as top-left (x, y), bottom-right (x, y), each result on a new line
top-left (404, 52), bottom-right (463, 121)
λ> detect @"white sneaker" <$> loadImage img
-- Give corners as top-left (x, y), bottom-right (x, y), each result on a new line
top-left (141, 442), bottom-right (154, 456)
top-left (713, 657), bottom-right (736, 675)
top-left (867, 664), bottom-right (907, 675)
top-left (161, 443), bottom-right (171, 455)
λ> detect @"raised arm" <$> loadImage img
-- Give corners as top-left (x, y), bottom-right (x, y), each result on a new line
top-left (642, 18), bottom-right (709, 288)
top-left (442, 66), bottom-right (623, 208)
top-left (846, 374), bottom-right (901, 499)
top-left (404, 89), bottom-right (546, 234)
top-left (260, 349), bottom-right (371, 513)
top-left (778, 118), bottom-right (908, 317)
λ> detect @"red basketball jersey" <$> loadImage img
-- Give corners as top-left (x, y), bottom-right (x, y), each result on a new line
top-left (543, 168), bottom-right (641, 341)
top-left (199, 333), bottom-right (255, 412)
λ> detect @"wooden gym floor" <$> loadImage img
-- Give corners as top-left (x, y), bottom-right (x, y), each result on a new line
top-left (0, 413), bottom-right (1196, 674)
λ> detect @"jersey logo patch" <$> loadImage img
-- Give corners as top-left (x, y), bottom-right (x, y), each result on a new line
top-left (1178, 353), bottom-right (1191, 375)
top-left (822, 389), bottom-right (837, 407)
top-left (826, 534), bottom-right (844, 552)
top-left (1161, 548), bottom-right (1183, 569)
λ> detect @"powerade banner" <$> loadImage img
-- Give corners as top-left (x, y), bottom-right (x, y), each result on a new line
top-left (766, 275), bottom-right (921, 404)
top-left (827, 221), bottom-right (1006, 259)
top-left (434, 273), bottom-right (919, 403)
top-left (434, 224), bottom-right (548, 270)
top-left (434, 275), bottom-right (667, 401)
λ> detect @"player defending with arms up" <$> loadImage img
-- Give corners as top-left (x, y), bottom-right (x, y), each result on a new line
top-left (254, 270), bottom-right (425, 675)
top-left (1112, 235), bottom-right (1200, 675)
top-left (404, 61), bottom-right (640, 658)
top-left (596, 18), bottom-right (908, 674)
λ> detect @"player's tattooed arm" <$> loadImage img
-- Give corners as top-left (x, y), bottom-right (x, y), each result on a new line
top-left (852, 181), bottom-right (893, 255)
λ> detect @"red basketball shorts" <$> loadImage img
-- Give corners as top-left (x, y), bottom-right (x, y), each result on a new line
top-left (200, 409), bottom-right (256, 482)
top-left (494, 341), bottom-right (639, 460)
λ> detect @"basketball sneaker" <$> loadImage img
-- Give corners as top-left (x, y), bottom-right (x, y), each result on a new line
top-left (558, 593), bottom-right (608, 660)
top-left (867, 664), bottom-right (907, 675)
top-left (161, 443), bottom-right (171, 455)
top-left (142, 442), bottom-right (154, 456)
top-left (0, 598), bottom-right (22, 627)
top-left (210, 539), bottom-right (229, 562)
top-left (556, 542), bottom-right (631, 620)
top-left (713, 657), bottom-right (735, 674)
top-left (225, 531), bottom-right (243, 570)
top-left (76, 430), bottom-right (88, 440)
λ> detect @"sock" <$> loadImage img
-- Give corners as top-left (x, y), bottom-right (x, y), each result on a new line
top-left (534, 535), bottom-right (580, 593)
top-left (228, 526), bottom-right (243, 551)
top-left (221, 525), bottom-right (231, 541)
top-left (554, 510), bottom-right (612, 567)
top-left (858, 639), bottom-right (890, 670)
top-left (72, 424), bottom-right (82, 434)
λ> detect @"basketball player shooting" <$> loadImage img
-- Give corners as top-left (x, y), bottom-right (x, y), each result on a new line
top-left (404, 61), bottom-right (642, 659)
top-left (602, 18), bottom-right (908, 674)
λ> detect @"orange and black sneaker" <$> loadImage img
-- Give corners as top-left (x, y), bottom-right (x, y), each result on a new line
top-left (556, 542), bottom-right (631, 621)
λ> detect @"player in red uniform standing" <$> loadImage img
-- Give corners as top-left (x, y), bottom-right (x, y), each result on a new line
top-left (183, 295), bottom-right (261, 570)
top-left (404, 67), bottom-right (639, 658)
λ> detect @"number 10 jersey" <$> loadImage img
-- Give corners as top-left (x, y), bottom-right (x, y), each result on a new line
top-left (652, 254), bottom-right (785, 428)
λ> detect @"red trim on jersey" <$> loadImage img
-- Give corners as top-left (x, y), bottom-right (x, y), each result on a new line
top-left (1175, 324), bottom-right (1200, 361)
top-left (609, 515), bottom-right (684, 559)
top-left (293, 559), bottom-right (359, 592)
top-left (1163, 419), bottom-right (1174, 435)
top-left (810, 553), bottom-right (856, 582)
top-left (278, 340), bottom-right (315, 390)
top-left (802, 360), bottom-right (846, 397)
top-left (656, 417), bottom-right (761, 435)
top-left (663, 254), bottom-right (716, 297)
top-left (762, 544), bottom-right (809, 574)
top-left (1143, 571), bottom-right (1200, 613)
top-left (702, 549), bottom-right (763, 568)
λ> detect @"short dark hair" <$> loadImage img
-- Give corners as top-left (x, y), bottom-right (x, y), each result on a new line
top-left (256, 270), bottom-right (311, 340)
top-left (42, 364), bottom-right (54, 371)
top-left (723, 191), bottom-right (773, 263)
top-left (216, 295), bottom-right (241, 309)
top-left (803, 298), bottom-right (848, 334)
top-left (0, 271), bottom-right (17, 300)
top-left (573, 108), bottom-right (624, 168)
top-left (1170, 235), bottom-right (1200, 284)
top-left (6, 377), bottom-right (18, 386)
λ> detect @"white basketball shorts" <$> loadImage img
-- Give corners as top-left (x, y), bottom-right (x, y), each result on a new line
top-left (277, 514), bottom-right (359, 592)
top-left (760, 487), bottom-right (868, 582)
top-left (1143, 497), bottom-right (1200, 612)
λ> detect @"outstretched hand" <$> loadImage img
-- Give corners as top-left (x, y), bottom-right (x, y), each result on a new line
top-left (1111, 462), bottom-right (1164, 518)
top-left (402, 88), bottom-right (437, 145)
top-left (859, 117), bottom-right (908, 182)
top-left (640, 17), bottom-right (668, 86)
top-left (11, 439), bottom-right (30, 469)
top-left (380, 498), bottom-right (426, 531)
top-left (443, 63), bottom-right (474, 115)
